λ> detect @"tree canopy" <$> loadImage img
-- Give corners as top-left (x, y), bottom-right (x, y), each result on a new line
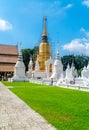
top-left (61, 55), bottom-right (89, 75)
top-left (22, 47), bottom-right (89, 75)
top-left (22, 46), bottom-right (38, 71)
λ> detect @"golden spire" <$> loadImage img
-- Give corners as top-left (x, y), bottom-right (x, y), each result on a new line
top-left (42, 16), bottom-right (47, 36)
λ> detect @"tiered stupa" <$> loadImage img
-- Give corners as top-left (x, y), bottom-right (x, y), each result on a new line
top-left (51, 51), bottom-right (63, 79)
top-left (38, 17), bottom-right (51, 71)
top-left (11, 50), bottom-right (26, 81)
top-left (31, 17), bottom-right (52, 79)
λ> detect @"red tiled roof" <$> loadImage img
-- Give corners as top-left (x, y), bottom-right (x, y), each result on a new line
top-left (0, 64), bottom-right (14, 72)
top-left (0, 44), bottom-right (18, 55)
top-left (0, 55), bottom-right (17, 63)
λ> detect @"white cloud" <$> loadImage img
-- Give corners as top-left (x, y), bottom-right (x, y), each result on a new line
top-left (48, 3), bottom-right (73, 16)
top-left (63, 28), bottom-right (89, 55)
top-left (80, 27), bottom-right (85, 32)
top-left (63, 39), bottom-right (85, 52)
top-left (22, 1), bottom-right (73, 17)
top-left (80, 27), bottom-right (89, 37)
top-left (82, 0), bottom-right (89, 7)
top-left (54, 1), bottom-right (60, 6)
top-left (0, 18), bottom-right (12, 31)
top-left (64, 4), bottom-right (73, 9)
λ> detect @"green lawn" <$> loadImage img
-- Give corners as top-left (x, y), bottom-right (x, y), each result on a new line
top-left (3, 82), bottom-right (89, 130)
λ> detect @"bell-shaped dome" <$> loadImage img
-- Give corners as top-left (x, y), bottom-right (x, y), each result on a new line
top-left (39, 42), bottom-right (50, 53)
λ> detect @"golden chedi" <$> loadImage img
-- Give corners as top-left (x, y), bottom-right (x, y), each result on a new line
top-left (38, 17), bottom-right (51, 71)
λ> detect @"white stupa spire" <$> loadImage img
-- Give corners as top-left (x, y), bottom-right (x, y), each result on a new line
top-left (65, 63), bottom-right (71, 79)
top-left (18, 50), bottom-right (23, 61)
top-left (18, 41), bottom-right (23, 61)
top-left (87, 62), bottom-right (89, 69)
top-left (67, 63), bottom-right (70, 69)
top-left (56, 50), bottom-right (60, 60)
top-left (35, 55), bottom-right (39, 71)
top-left (28, 57), bottom-right (33, 71)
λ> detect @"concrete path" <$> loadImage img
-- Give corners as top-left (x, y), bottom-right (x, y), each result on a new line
top-left (0, 82), bottom-right (56, 130)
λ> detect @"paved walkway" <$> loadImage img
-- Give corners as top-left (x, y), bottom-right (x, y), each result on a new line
top-left (0, 82), bottom-right (56, 130)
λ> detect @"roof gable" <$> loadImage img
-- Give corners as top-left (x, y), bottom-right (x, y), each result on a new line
top-left (0, 44), bottom-right (18, 55)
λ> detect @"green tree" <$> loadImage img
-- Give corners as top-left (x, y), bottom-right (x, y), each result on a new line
top-left (61, 55), bottom-right (89, 76)
top-left (22, 49), bottom-right (31, 71)
top-left (61, 55), bottom-right (75, 71)
top-left (22, 46), bottom-right (89, 76)
top-left (22, 46), bottom-right (39, 71)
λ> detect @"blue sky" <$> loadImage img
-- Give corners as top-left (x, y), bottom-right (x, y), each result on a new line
top-left (0, 0), bottom-right (89, 57)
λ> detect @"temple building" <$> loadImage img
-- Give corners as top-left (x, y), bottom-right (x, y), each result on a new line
top-left (38, 17), bottom-right (52, 72)
top-left (0, 44), bottom-right (18, 80)
top-left (27, 17), bottom-right (53, 79)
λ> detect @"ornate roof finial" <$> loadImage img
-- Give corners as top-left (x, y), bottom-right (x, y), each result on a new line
top-left (56, 50), bottom-right (60, 60)
top-left (18, 41), bottom-right (23, 61)
top-left (41, 16), bottom-right (48, 42)
top-left (42, 16), bottom-right (47, 36)
top-left (20, 41), bottom-right (22, 51)
top-left (16, 41), bottom-right (18, 47)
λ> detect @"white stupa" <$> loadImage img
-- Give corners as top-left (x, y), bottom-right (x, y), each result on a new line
top-left (11, 50), bottom-right (26, 81)
top-left (35, 55), bottom-right (39, 71)
top-left (28, 57), bottom-right (33, 71)
top-left (81, 65), bottom-right (89, 79)
top-left (65, 63), bottom-right (71, 80)
top-left (26, 57), bottom-right (33, 78)
top-left (51, 51), bottom-right (63, 79)
top-left (75, 65), bottom-right (89, 86)
top-left (33, 55), bottom-right (47, 79)
top-left (45, 56), bottom-right (54, 78)
top-left (64, 62), bottom-right (78, 84)
top-left (71, 62), bottom-right (78, 78)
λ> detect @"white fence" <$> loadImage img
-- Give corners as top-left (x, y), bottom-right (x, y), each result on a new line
top-left (57, 84), bottom-right (89, 92)
top-left (29, 78), bottom-right (89, 92)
